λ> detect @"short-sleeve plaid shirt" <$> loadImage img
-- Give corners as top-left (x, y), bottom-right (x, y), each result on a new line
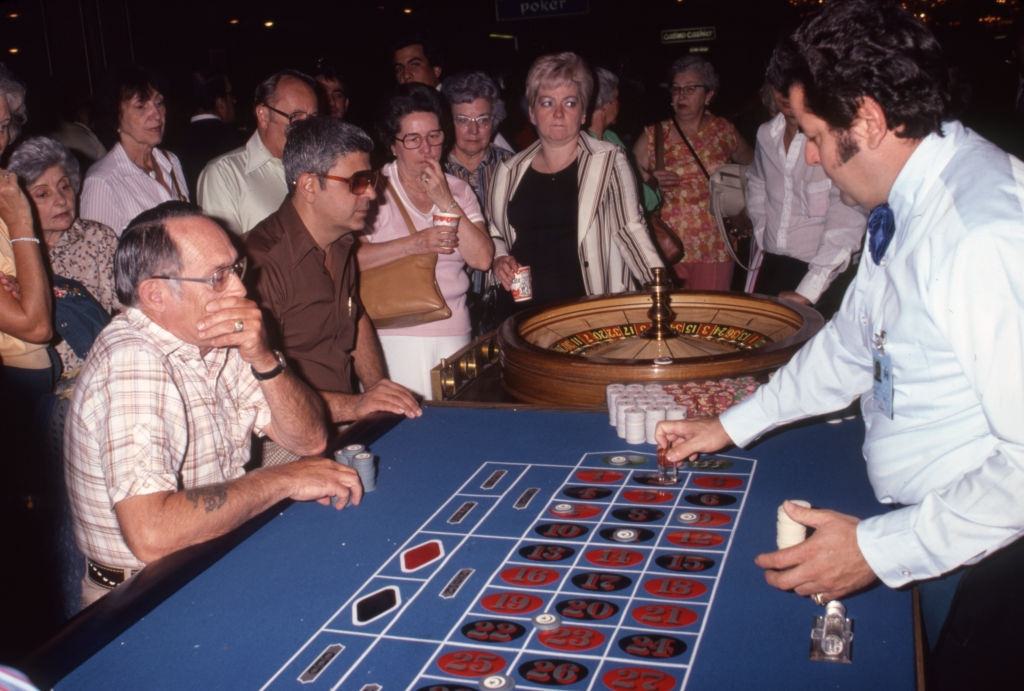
top-left (65, 308), bottom-right (271, 570)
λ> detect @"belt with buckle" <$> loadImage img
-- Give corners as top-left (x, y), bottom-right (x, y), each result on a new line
top-left (86, 558), bottom-right (139, 590)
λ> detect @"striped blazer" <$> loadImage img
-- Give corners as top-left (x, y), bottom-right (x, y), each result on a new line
top-left (488, 134), bottom-right (663, 295)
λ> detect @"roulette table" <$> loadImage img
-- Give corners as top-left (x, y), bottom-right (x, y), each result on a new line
top-left (29, 405), bottom-right (914, 690)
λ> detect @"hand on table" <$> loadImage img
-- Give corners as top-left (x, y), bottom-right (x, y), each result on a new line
top-left (655, 416), bottom-right (733, 463)
top-left (779, 290), bottom-right (812, 306)
top-left (492, 255), bottom-right (521, 291)
top-left (196, 295), bottom-right (278, 372)
top-left (755, 501), bottom-right (878, 602)
top-left (356, 379), bottom-right (422, 419)
top-left (270, 456), bottom-right (364, 509)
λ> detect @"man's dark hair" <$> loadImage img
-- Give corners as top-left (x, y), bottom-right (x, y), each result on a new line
top-left (311, 60), bottom-right (346, 90)
top-left (192, 69), bottom-right (231, 113)
top-left (114, 201), bottom-right (200, 306)
top-left (253, 69), bottom-right (316, 109)
top-left (378, 83), bottom-right (448, 145)
top-left (768, 0), bottom-right (950, 139)
top-left (390, 33), bottom-right (442, 69)
top-left (283, 117), bottom-right (374, 190)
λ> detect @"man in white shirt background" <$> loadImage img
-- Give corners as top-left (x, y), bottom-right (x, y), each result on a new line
top-left (197, 70), bottom-right (318, 235)
top-left (744, 59), bottom-right (866, 318)
top-left (658, 2), bottom-right (1024, 688)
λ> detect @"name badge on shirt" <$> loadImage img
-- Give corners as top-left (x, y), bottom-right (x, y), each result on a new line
top-left (872, 330), bottom-right (894, 419)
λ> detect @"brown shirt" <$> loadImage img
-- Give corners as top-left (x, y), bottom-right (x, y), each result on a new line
top-left (246, 200), bottom-right (361, 393)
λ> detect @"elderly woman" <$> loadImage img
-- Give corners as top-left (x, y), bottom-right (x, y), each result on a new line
top-left (9, 137), bottom-right (118, 378)
top-left (1, 66), bottom-right (54, 401)
top-left (634, 55), bottom-right (753, 290)
top-left (357, 84), bottom-right (493, 399)
top-left (441, 71), bottom-right (514, 334)
top-left (80, 65), bottom-right (188, 235)
top-left (490, 52), bottom-right (662, 314)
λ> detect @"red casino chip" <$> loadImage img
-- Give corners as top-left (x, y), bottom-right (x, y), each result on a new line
top-left (631, 604), bottom-right (698, 629)
top-left (693, 475), bottom-right (744, 490)
top-left (481, 591), bottom-right (544, 615)
top-left (538, 625), bottom-right (606, 652)
top-left (436, 649), bottom-right (507, 678)
top-left (584, 547), bottom-right (645, 568)
top-left (575, 469), bottom-right (624, 484)
top-left (665, 530), bottom-right (725, 549)
top-left (500, 565), bottom-right (560, 587)
top-left (601, 666), bottom-right (677, 691)
top-left (621, 489), bottom-right (674, 504)
top-left (643, 576), bottom-right (708, 600)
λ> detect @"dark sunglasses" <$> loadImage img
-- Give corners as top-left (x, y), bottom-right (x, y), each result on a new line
top-left (320, 169), bottom-right (381, 195)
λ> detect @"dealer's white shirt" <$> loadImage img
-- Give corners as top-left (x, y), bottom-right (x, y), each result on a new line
top-left (723, 121), bottom-right (1024, 587)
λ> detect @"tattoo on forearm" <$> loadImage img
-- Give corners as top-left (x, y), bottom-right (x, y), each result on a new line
top-left (185, 484), bottom-right (228, 512)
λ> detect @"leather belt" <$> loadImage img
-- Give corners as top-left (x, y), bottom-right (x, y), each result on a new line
top-left (86, 559), bottom-right (139, 590)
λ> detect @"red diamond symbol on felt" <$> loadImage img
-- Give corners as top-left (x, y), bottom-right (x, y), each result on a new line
top-left (401, 539), bottom-right (445, 573)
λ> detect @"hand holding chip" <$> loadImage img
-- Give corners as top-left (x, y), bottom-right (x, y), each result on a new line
top-left (754, 502), bottom-right (877, 602)
top-left (268, 456), bottom-right (364, 510)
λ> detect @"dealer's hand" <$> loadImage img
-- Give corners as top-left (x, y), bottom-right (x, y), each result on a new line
top-left (656, 416), bottom-right (733, 463)
top-left (754, 502), bottom-right (878, 602)
top-left (493, 255), bottom-right (521, 291)
top-left (196, 295), bottom-right (277, 372)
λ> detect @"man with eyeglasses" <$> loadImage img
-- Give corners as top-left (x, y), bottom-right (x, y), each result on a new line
top-left (247, 117), bottom-right (421, 427)
top-left (66, 201), bottom-right (358, 609)
top-left (198, 69), bottom-right (318, 235)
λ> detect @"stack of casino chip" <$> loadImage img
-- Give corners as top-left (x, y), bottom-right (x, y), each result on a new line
top-left (777, 499), bottom-right (811, 549)
top-left (624, 407), bottom-right (646, 444)
top-left (352, 451), bottom-right (377, 492)
top-left (606, 383), bottom-right (625, 424)
top-left (606, 376), bottom-right (759, 421)
top-left (644, 405), bottom-right (666, 444)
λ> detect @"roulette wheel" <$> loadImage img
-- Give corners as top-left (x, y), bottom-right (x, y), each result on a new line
top-left (496, 270), bottom-right (824, 408)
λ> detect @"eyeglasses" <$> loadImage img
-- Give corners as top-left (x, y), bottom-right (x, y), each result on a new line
top-left (151, 258), bottom-right (247, 291)
top-left (453, 114), bottom-right (493, 129)
top-left (320, 169), bottom-right (381, 195)
top-left (671, 84), bottom-right (708, 97)
top-left (262, 103), bottom-right (317, 124)
top-left (395, 129), bottom-right (444, 149)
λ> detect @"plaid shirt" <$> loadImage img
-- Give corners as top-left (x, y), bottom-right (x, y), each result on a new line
top-left (65, 308), bottom-right (271, 570)
top-left (444, 145), bottom-right (513, 219)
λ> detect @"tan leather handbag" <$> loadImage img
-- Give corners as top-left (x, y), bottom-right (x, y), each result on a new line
top-left (360, 182), bottom-right (451, 329)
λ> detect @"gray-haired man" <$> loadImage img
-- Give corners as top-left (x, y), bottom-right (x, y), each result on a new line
top-left (246, 117), bottom-right (420, 424)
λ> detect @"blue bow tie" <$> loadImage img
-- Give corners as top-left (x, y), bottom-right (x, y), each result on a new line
top-left (867, 203), bottom-right (895, 265)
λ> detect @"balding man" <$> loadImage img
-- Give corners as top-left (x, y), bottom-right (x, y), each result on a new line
top-left (198, 70), bottom-right (318, 234)
top-left (65, 202), bottom-right (360, 608)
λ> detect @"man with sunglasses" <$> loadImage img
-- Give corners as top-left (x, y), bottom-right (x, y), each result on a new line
top-left (66, 201), bottom-right (359, 609)
top-left (198, 69), bottom-right (318, 235)
top-left (247, 117), bottom-right (421, 426)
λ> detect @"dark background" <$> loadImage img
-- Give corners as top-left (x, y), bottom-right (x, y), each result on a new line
top-left (0, 0), bottom-right (1021, 668)
top-left (1, 0), bottom-right (1022, 153)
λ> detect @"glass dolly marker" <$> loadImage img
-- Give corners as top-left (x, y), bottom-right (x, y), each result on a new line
top-left (650, 446), bottom-right (680, 486)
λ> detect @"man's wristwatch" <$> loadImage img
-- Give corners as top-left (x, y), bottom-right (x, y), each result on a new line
top-left (252, 350), bottom-right (287, 381)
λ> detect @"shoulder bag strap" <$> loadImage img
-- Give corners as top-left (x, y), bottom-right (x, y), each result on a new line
top-left (653, 121), bottom-right (666, 171)
top-left (157, 148), bottom-right (188, 201)
top-left (671, 119), bottom-right (711, 180)
top-left (385, 180), bottom-right (419, 237)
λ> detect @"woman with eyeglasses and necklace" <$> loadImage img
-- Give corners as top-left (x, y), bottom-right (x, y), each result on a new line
top-left (634, 55), bottom-right (753, 290)
top-left (81, 65), bottom-right (188, 236)
top-left (489, 52), bottom-right (662, 320)
top-left (357, 84), bottom-right (493, 399)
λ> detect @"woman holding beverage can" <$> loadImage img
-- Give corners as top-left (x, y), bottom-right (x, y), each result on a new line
top-left (489, 52), bottom-right (662, 317)
top-left (357, 84), bottom-right (493, 399)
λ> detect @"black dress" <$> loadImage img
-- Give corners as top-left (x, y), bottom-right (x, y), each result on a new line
top-left (498, 159), bottom-right (583, 319)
